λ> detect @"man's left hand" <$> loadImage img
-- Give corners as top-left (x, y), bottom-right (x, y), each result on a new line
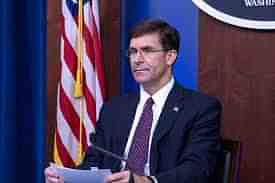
top-left (105, 170), bottom-right (152, 183)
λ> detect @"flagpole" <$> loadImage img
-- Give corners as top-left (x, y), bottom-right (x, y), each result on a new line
top-left (75, 0), bottom-right (85, 166)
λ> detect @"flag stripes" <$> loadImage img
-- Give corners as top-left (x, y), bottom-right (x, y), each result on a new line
top-left (54, 0), bottom-right (105, 167)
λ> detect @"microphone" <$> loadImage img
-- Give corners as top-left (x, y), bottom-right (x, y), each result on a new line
top-left (90, 141), bottom-right (128, 162)
top-left (90, 132), bottom-right (127, 163)
top-left (90, 134), bottom-right (137, 183)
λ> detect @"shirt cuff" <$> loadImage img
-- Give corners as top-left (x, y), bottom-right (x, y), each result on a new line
top-left (147, 176), bottom-right (158, 183)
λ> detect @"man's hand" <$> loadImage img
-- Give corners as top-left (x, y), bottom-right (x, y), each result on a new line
top-left (44, 166), bottom-right (64, 183)
top-left (105, 170), bottom-right (152, 183)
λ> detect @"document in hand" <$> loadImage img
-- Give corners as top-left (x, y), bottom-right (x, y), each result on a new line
top-left (53, 165), bottom-right (112, 183)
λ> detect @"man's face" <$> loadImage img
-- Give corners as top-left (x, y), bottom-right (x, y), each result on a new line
top-left (129, 33), bottom-right (176, 91)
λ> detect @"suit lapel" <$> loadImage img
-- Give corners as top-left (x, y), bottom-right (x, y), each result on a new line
top-left (153, 83), bottom-right (185, 142)
top-left (117, 93), bottom-right (139, 155)
top-left (150, 83), bottom-right (186, 173)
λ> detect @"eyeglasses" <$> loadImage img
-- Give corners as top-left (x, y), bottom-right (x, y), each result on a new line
top-left (126, 47), bottom-right (170, 60)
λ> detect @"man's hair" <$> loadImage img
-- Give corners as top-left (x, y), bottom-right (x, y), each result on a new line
top-left (129, 19), bottom-right (180, 52)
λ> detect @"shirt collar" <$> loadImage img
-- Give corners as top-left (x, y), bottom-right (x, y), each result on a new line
top-left (139, 78), bottom-right (175, 108)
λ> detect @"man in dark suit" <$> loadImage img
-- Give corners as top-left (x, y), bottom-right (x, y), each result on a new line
top-left (45, 19), bottom-right (221, 183)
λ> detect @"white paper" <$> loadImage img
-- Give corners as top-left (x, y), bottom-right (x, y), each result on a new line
top-left (52, 164), bottom-right (111, 183)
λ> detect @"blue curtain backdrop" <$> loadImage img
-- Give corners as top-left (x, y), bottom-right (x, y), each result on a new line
top-left (121, 0), bottom-right (198, 93)
top-left (0, 1), bottom-right (46, 183)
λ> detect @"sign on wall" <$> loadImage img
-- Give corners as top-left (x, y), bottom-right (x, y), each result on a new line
top-left (192, 0), bottom-right (275, 29)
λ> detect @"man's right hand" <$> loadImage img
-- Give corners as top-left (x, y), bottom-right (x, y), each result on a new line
top-left (44, 166), bottom-right (64, 183)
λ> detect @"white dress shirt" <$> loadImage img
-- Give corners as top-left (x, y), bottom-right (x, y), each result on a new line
top-left (122, 77), bottom-right (175, 177)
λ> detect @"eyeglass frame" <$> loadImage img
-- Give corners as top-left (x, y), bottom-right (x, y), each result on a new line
top-left (126, 46), bottom-right (171, 60)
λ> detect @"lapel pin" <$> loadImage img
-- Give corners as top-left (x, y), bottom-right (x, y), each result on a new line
top-left (173, 106), bottom-right (179, 112)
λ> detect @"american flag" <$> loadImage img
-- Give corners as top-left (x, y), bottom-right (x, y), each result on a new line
top-left (54, 0), bottom-right (105, 167)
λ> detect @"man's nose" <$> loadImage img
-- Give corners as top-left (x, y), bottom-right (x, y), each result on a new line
top-left (133, 50), bottom-right (145, 62)
top-left (137, 49), bottom-right (144, 57)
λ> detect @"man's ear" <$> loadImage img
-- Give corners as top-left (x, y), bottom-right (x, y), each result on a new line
top-left (166, 50), bottom-right (177, 66)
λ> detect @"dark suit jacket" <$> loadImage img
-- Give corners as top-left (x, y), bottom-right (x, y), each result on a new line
top-left (79, 82), bottom-right (222, 183)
